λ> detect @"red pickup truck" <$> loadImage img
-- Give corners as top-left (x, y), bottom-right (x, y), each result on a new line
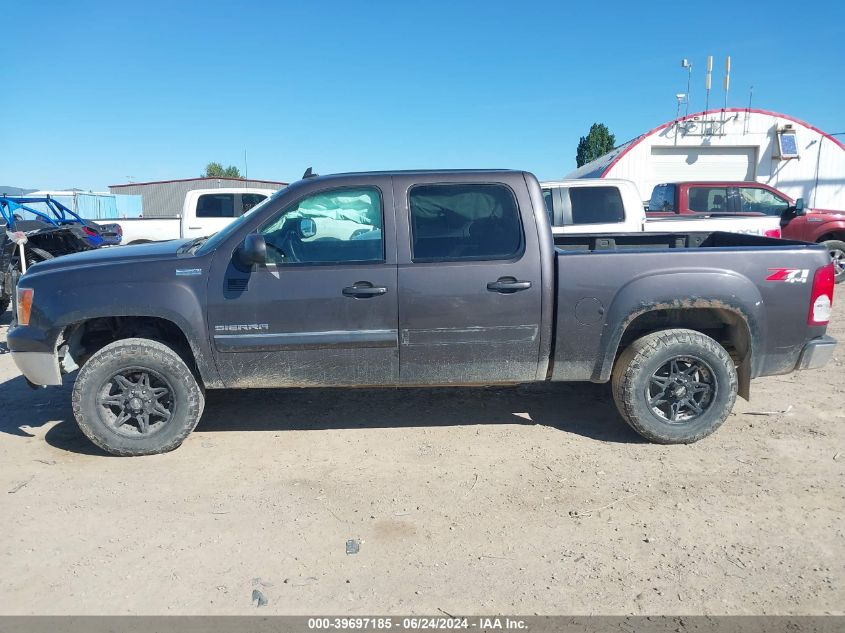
top-left (648, 182), bottom-right (845, 283)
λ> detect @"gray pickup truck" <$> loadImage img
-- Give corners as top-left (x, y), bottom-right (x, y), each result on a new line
top-left (7, 170), bottom-right (837, 455)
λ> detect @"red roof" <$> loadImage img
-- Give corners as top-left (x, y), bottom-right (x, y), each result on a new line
top-left (110, 176), bottom-right (288, 188)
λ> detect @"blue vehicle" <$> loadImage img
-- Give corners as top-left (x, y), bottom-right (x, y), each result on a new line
top-left (1, 196), bottom-right (121, 315)
top-left (0, 196), bottom-right (123, 247)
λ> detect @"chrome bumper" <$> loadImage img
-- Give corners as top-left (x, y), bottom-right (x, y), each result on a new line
top-left (11, 351), bottom-right (63, 386)
top-left (796, 336), bottom-right (837, 370)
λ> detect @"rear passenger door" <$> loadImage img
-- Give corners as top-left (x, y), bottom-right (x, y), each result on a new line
top-left (393, 174), bottom-right (543, 385)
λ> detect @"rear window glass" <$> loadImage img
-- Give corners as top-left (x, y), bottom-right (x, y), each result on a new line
top-left (569, 186), bottom-right (625, 224)
top-left (409, 183), bottom-right (523, 261)
top-left (648, 185), bottom-right (675, 212)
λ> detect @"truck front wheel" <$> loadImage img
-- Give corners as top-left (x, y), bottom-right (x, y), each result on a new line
top-left (611, 329), bottom-right (737, 444)
top-left (71, 338), bottom-right (204, 456)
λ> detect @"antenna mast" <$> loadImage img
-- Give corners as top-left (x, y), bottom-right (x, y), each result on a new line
top-left (705, 55), bottom-right (713, 112)
top-left (681, 59), bottom-right (692, 118)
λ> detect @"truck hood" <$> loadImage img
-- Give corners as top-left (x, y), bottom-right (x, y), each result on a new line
top-left (808, 208), bottom-right (845, 216)
top-left (24, 239), bottom-right (191, 274)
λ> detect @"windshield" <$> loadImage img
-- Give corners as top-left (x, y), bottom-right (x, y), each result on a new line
top-left (195, 190), bottom-right (282, 255)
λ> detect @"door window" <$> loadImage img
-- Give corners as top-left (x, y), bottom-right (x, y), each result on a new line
top-left (259, 187), bottom-right (384, 265)
top-left (196, 193), bottom-right (268, 218)
top-left (569, 186), bottom-right (625, 224)
top-left (409, 183), bottom-right (523, 261)
top-left (241, 194), bottom-right (266, 213)
top-left (196, 193), bottom-right (237, 218)
top-left (735, 187), bottom-right (790, 216)
top-left (688, 187), bottom-right (729, 214)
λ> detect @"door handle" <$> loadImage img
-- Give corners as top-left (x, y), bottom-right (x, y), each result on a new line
top-left (343, 282), bottom-right (388, 298)
top-left (487, 277), bottom-right (532, 293)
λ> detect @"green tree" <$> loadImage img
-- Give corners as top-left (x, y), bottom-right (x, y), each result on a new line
top-left (575, 123), bottom-right (616, 167)
top-left (204, 162), bottom-right (242, 178)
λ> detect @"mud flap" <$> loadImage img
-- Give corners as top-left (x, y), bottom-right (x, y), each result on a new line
top-left (737, 355), bottom-right (751, 400)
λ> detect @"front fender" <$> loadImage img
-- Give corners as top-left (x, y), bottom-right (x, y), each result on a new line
top-left (807, 218), bottom-right (845, 242)
top-left (10, 276), bottom-right (221, 388)
top-left (595, 268), bottom-right (766, 382)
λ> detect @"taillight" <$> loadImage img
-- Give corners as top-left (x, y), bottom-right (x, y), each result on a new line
top-left (16, 287), bottom-right (33, 326)
top-left (808, 263), bottom-right (835, 325)
top-left (83, 227), bottom-right (98, 237)
top-left (764, 228), bottom-right (782, 238)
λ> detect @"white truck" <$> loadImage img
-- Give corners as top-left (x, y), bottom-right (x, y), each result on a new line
top-left (116, 188), bottom-right (277, 244)
top-left (541, 179), bottom-right (782, 237)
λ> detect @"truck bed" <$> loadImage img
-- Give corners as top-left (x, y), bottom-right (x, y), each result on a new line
top-left (554, 231), bottom-right (808, 253)
top-left (550, 231), bottom-right (831, 387)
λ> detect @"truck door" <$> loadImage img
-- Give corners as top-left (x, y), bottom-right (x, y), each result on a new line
top-left (393, 174), bottom-right (543, 385)
top-left (206, 177), bottom-right (399, 387)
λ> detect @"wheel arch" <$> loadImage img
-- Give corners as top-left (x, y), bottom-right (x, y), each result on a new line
top-left (808, 218), bottom-right (845, 243)
top-left (817, 230), bottom-right (845, 243)
top-left (595, 270), bottom-right (765, 400)
top-left (61, 313), bottom-right (220, 388)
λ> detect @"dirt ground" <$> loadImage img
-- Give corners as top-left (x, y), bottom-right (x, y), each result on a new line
top-left (0, 307), bottom-right (842, 616)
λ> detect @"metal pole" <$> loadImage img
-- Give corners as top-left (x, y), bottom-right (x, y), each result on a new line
top-left (686, 66), bottom-right (692, 117)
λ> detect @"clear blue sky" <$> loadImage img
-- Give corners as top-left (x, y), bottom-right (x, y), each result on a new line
top-left (2, 0), bottom-right (843, 190)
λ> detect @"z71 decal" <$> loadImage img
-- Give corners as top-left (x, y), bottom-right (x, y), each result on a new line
top-left (766, 268), bottom-right (809, 283)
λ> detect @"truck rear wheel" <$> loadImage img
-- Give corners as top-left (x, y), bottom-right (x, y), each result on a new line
top-left (71, 338), bottom-right (204, 456)
top-left (611, 329), bottom-right (737, 444)
top-left (821, 240), bottom-right (845, 284)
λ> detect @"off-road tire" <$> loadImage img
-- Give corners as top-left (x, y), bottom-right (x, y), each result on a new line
top-left (821, 239), bottom-right (845, 284)
top-left (611, 329), bottom-right (737, 444)
top-left (0, 292), bottom-right (10, 315)
top-left (72, 338), bottom-right (204, 456)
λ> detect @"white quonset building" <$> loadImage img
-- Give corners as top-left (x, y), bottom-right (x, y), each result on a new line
top-left (567, 108), bottom-right (845, 209)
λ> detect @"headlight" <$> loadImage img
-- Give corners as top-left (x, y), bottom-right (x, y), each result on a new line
top-left (16, 287), bottom-right (33, 325)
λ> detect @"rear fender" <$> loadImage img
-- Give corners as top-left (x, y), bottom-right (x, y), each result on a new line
top-left (596, 269), bottom-right (765, 383)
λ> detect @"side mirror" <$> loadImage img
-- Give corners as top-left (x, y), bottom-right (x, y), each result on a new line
top-left (794, 198), bottom-right (805, 216)
top-left (238, 233), bottom-right (267, 266)
top-left (297, 217), bottom-right (316, 239)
